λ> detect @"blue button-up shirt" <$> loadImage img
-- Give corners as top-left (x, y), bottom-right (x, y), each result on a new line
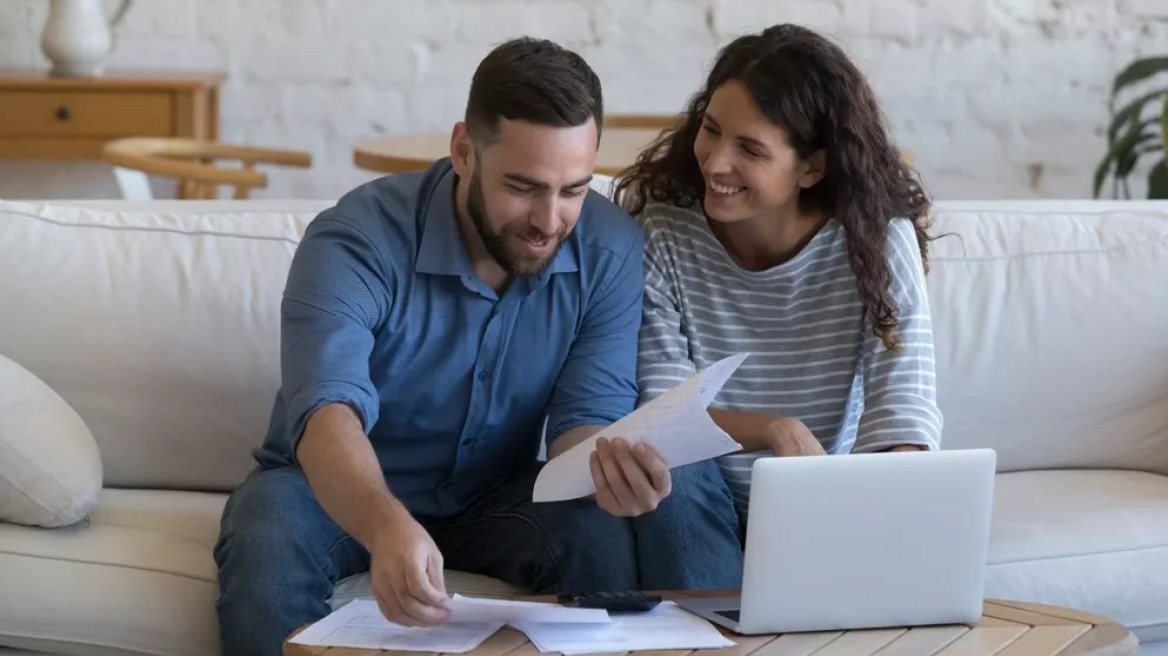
top-left (256, 158), bottom-right (644, 520)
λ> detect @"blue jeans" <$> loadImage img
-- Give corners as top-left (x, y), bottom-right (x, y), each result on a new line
top-left (214, 460), bottom-right (742, 656)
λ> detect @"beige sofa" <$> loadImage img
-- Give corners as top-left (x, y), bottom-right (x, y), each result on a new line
top-left (0, 193), bottom-right (1165, 656)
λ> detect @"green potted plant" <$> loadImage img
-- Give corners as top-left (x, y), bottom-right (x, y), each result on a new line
top-left (1094, 56), bottom-right (1168, 199)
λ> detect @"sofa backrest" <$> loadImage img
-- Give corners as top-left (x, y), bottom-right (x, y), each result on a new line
top-left (0, 197), bottom-right (1166, 490)
top-left (0, 199), bottom-right (325, 490)
top-left (925, 201), bottom-right (1168, 474)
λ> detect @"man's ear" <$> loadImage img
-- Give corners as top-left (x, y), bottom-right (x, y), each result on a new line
top-left (798, 149), bottom-right (827, 189)
top-left (450, 122), bottom-right (474, 178)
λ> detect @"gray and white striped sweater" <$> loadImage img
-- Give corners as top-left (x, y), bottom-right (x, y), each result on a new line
top-left (635, 202), bottom-right (943, 523)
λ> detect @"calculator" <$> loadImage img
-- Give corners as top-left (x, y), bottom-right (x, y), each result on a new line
top-left (556, 591), bottom-right (663, 612)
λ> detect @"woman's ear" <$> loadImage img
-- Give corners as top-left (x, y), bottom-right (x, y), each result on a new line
top-left (798, 149), bottom-right (827, 189)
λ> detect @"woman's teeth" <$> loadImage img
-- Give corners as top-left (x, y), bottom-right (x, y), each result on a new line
top-left (710, 182), bottom-right (745, 196)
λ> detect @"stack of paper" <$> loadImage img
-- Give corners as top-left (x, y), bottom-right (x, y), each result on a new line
top-left (288, 595), bottom-right (735, 654)
top-left (513, 602), bottom-right (736, 654)
top-left (288, 595), bottom-right (612, 653)
top-left (443, 594), bottom-right (610, 624)
top-left (287, 599), bottom-right (503, 653)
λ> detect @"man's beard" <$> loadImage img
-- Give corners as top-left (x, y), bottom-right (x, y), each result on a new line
top-left (467, 169), bottom-right (566, 278)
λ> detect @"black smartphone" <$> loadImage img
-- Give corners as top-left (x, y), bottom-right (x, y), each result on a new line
top-left (557, 591), bottom-right (663, 613)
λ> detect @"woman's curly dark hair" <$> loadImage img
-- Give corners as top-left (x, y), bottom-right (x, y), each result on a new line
top-left (613, 24), bottom-right (932, 352)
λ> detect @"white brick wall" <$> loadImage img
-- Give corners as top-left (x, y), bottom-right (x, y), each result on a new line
top-left (1, 0), bottom-right (1166, 200)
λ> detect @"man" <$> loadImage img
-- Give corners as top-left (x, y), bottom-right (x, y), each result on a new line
top-left (213, 37), bottom-right (743, 656)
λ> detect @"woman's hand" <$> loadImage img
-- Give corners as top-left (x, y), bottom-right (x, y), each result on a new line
top-left (767, 416), bottom-right (827, 457)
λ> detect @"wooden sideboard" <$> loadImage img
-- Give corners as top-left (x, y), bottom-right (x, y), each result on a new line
top-left (0, 70), bottom-right (223, 161)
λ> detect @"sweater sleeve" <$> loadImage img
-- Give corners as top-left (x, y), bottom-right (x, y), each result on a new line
top-left (636, 213), bottom-right (697, 405)
top-left (851, 219), bottom-right (944, 452)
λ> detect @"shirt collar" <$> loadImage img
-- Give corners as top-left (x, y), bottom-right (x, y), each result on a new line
top-left (414, 160), bottom-right (581, 280)
top-left (415, 164), bottom-right (474, 277)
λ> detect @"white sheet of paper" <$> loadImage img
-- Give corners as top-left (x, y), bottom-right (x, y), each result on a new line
top-left (445, 594), bottom-right (611, 624)
top-left (512, 601), bottom-right (736, 654)
top-left (533, 353), bottom-right (749, 502)
top-left (288, 599), bottom-right (503, 653)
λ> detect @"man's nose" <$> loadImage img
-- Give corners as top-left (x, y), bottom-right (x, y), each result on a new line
top-left (530, 195), bottom-right (560, 236)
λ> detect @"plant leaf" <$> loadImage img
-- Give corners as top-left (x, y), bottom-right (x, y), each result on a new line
top-left (1162, 94), bottom-right (1168, 153)
top-left (1107, 87), bottom-right (1168, 143)
top-left (1148, 159), bottom-right (1168, 198)
top-left (1094, 152), bottom-right (1115, 198)
top-left (1117, 150), bottom-right (1140, 177)
top-left (1135, 140), bottom-right (1165, 160)
top-left (1111, 56), bottom-right (1168, 103)
top-left (1119, 133), bottom-right (1163, 176)
top-left (1093, 160), bottom-right (1112, 198)
top-left (1094, 119), bottom-right (1162, 197)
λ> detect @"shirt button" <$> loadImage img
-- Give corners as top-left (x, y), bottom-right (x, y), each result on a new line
top-left (477, 370), bottom-right (491, 382)
top-left (462, 438), bottom-right (476, 447)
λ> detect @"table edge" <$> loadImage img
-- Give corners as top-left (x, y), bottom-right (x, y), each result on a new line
top-left (283, 595), bottom-right (1137, 656)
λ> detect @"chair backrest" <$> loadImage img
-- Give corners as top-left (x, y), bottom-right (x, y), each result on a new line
top-left (111, 166), bottom-right (155, 202)
top-left (604, 114), bottom-right (680, 129)
top-left (102, 138), bottom-right (312, 201)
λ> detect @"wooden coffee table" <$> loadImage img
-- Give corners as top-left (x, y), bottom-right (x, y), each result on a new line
top-left (284, 593), bottom-right (1137, 656)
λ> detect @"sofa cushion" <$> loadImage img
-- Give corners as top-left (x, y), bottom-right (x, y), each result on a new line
top-left (0, 200), bottom-right (329, 491)
top-left (3, 198), bottom-right (1166, 486)
top-left (986, 469), bottom-right (1168, 641)
top-left (0, 489), bottom-right (223, 656)
top-left (0, 487), bottom-right (522, 656)
top-left (0, 352), bottom-right (101, 527)
top-left (927, 204), bottom-right (1168, 475)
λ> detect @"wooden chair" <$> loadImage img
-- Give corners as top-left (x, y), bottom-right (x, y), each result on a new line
top-left (101, 137), bottom-right (312, 201)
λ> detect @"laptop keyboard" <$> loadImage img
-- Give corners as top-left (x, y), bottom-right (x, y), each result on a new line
top-left (715, 609), bottom-right (741, 622)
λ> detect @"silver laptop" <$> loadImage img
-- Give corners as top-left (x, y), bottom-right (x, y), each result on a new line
top-left (677, 448), bottom-right (996, 634)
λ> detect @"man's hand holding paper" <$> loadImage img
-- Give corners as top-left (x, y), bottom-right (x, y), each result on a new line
top-left (534, 354), bottom-right (750, 503)
top-left (589, 437), bottom-right (672, 517)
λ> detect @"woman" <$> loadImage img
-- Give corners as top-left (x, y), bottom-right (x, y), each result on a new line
top-left (614, 24), bottom-right (943, 524)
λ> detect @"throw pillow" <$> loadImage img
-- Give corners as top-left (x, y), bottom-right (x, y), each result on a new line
top-left (0, 353), bottom-right (102, 527)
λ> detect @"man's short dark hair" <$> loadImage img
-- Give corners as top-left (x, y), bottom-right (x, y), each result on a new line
top-left (465, 37), bottom-right (604, 146)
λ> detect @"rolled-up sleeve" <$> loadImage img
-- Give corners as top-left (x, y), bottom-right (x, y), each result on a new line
top-left (279, 217), bottom-right (392, 462)
top-left (544, 229), bottom-right (644, 443)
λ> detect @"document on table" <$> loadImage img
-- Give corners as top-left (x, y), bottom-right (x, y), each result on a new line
top-left (445, 594), bottom-right (611, 624)
top-left (512, 601), bottom-right (736, 654)
top-left (287, 599), bottom-right (502, 653)
top-left (533, 353), bottom-right (750, 502)
top-left (288, 596), bottom-right (611, 653)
